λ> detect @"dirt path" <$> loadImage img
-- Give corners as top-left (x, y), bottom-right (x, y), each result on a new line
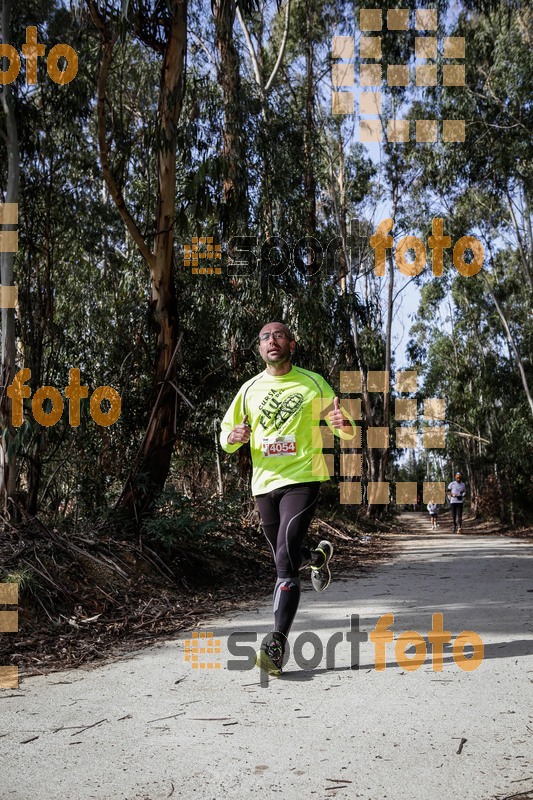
top-left (2, 514), bottom-right (532, 800)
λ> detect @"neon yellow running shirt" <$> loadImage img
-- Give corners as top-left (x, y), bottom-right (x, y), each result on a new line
top-left (220, 366), bottom-right (355, 496)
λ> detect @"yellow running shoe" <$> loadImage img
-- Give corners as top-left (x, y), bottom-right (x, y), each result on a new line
top-left (310, 540), bottom-right (334, 592)
top-left (255, 633), bottom-right (285, 675)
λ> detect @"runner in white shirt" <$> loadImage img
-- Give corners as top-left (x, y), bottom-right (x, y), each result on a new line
top-left (427, 501), bottom-right (439, 529)
top-left (447, 473), bottom-right (466, 533)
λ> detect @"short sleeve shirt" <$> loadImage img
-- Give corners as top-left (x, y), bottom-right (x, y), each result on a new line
top-left (447, 481), bottom-right (466, 503)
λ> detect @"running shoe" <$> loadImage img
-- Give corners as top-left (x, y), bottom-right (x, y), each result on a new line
top-left (458, 526), bottom-right (462, 534)
top-left (310, 540), bottom-right (334, 592)
top-left (255, 632), bottom-right (285, 676)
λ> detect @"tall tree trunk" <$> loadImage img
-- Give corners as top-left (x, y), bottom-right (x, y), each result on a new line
top-left (375, 248), bottom-right (394, 494)
top-left (482, 272), bottom-right (533, 419)
top-left (123, 1), bottom-right (186, 515)
top-left (236, 0), bottom-right (291, 239)
top-left (88, 0), bottom-right (187, 518)
top-left (304, 9), bottom-right (316, 245)
top-left (214, 0), bottom-right (248, 236)
top-left (25, 154), bottom-right (55, 514)
top-left (505, 187), bottom-right (533, 291)
top-left (0, 0), bottom-right (20, 513)
top-left (377, 195), bottom-right (398, 492)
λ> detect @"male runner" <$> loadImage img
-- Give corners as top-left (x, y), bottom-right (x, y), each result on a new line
top-left (447, 472), bottom-right (466, 533)
top-left (220, 322), bottom-right (354, 676)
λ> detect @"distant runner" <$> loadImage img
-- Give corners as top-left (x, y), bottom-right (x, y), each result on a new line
top-left (447, 472), bottom-right (466, 533)
top-left (220, 322), bottom-right (355, 676)
top-left (427, 501), bottom-right (439, 529)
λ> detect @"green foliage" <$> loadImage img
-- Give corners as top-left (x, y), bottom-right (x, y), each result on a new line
top-left (1, 0), bottom-right (530, 527)
top-left (2, 568), bottom-right (39, 596)
top-left (140, 486), bottom-right (220, 550)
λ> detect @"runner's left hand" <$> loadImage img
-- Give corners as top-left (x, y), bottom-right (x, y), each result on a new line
top-left (328, 397), bottom-right (348, 429)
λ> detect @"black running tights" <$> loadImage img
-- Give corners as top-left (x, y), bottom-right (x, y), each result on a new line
top-left (451, 503), bottom-right (463, 528)
top-left (255, 482), bottom-right (321, 639)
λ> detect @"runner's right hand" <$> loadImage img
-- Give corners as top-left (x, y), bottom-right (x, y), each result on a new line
top-left (228, 415), bottom-right (251, 445)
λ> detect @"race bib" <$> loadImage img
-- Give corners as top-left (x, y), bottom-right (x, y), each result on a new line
top-left (262, 435), bottom-right (297, 457)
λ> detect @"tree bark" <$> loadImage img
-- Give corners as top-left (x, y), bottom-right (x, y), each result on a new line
top-left (303, 10), bottom-right (316, 245)
top-left (236, 0), bottom-right (291, 239)
top-left (482, 272), bottom-right (533, 419)
top-left (214, 0), bottom-right (249, 236)
top-left (0, 0), bottom-right (20, 513)
top-left (376, 196), bottom-right (398, 496)
top-left (88, 0), bottom-right (187, 518)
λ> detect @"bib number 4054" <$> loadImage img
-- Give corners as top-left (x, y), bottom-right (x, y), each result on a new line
top-left (262, 437), bottom-right (296, 456)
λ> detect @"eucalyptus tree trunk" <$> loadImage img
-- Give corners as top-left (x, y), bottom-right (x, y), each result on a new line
top-left (236, 0), bottom-right (291, 239)
top-left (0, 0), bottom-right (20, 512)
top-left (88, 0), bottom-right (187, 518)
top-left (304, 9), bottom-right (316, 246)
top-left (376, 194), bottom-right (399, 492)
top-left (214, 0), bottom-right (249, 235)
top-left (482, 272), bottom-right (533, 419)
